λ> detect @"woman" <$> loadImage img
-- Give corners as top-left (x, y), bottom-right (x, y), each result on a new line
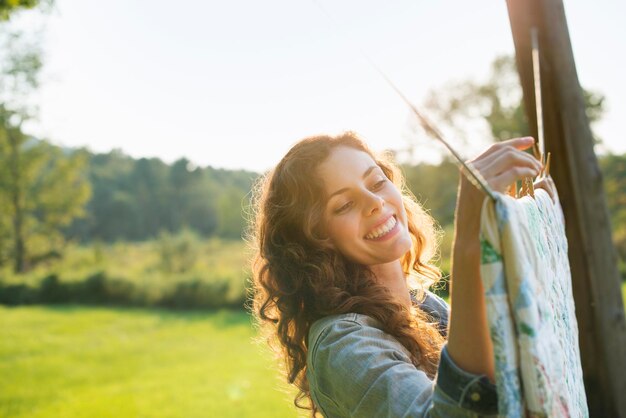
top-left (249, 131), bottom-right (554, 417)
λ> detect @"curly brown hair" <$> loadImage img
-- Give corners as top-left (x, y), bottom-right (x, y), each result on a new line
top-left (248, 131), bottom-right (446, 416)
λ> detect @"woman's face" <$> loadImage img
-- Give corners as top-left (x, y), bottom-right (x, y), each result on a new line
top-left (316, 146), bottom-right (412, 266)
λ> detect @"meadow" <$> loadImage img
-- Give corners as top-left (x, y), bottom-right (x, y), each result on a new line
top-left (0, 305), bottom-right (305, 418)
top-left (1, 237), bottom-right (624, 417)
top-left (3, 285), bottom-right (625, 417)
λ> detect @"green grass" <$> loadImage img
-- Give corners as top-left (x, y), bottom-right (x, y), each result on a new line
top-left (0, 306), bottom-right (304, 418)
top-left (1, 283), bottom-right (625, 418)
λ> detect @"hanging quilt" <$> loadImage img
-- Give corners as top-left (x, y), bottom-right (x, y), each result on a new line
top-left (479, 187), bottom-right (588, 417)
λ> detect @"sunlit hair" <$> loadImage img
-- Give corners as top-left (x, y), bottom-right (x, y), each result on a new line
top-left (247, 131), bottom-right (446, 416)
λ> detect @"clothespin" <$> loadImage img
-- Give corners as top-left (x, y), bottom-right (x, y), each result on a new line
top-left (527, 176), bottom-right (535, 198)
top-left (519, 178), bottom-right (527, 198)
top-left (507, 181), bottom-right (517, 198)
top-left (516, 177), bottom-right (535, 199)
top-left (544, 152), bottom-right (551, 178)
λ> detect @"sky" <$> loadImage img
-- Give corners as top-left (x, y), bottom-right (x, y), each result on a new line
top-left (10, 0), bottom-right (626, 173)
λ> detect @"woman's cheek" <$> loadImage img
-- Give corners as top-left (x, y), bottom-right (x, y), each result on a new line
top-left (328, 211), bottom-right (361, 245)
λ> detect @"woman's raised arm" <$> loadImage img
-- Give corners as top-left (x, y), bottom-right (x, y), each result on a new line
top-left (445, 137), bottom-right (546, 382)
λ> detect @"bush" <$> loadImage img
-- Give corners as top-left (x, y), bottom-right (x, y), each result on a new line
top-left (39, 274), bottom-right (67, 303)
top-left (75, 272), bottom-right (137, 305)
top-left (159, 279), bottom-right (230, 309)
top-left (0, 283), bottom-right (37, 305)
top-left (0, 238), bottom-right (250, 310)
top-left (0, 272), bottom-right (244, 310)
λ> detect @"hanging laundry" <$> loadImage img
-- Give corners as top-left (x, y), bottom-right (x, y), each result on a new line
top-left (479, 187), bottom-right (588, 417)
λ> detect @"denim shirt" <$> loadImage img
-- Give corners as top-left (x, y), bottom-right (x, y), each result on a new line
top-left (306, 291), bottom-right (499, 417)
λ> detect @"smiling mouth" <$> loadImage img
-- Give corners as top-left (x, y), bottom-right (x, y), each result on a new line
top-left (365, 216), bottom-right (397, 240)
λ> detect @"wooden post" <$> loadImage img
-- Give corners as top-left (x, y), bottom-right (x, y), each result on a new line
top-left (506, 0), bottom-right (626, 416)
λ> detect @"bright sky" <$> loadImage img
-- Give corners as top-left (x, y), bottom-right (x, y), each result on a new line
top-left (13, 0), bottom-right (626, 172)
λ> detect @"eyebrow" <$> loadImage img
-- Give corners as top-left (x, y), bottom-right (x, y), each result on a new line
top-left (328, 165), bottom-right (379, 199)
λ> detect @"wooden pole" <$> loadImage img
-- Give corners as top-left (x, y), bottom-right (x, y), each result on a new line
top-left (506, 0), bottom-right (626, 416)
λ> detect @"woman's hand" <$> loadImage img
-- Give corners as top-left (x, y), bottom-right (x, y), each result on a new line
top-left (454, 136), bottom-right (545, 239)
top-left (460, 136), bottom-right (543, 203)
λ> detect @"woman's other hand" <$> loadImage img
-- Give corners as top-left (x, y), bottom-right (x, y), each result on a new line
top-left (533, 175), bottom-right (557, 204)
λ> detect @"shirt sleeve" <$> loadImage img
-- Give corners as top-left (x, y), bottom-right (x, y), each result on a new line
top-left (308, 318), bottom-right (499, 418)
top-left (436, 343), bottom-right (499, 414)
top-left (415, 292), bottom-right (498, 413)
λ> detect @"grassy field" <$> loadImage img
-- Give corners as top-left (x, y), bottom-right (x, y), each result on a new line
top-left (2, 284), bottom-right (625, 417)
top-left (0, 306), bottom-right (304, 418)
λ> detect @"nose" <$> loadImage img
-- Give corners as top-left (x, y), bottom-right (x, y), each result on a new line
top-left (364, 191), bottom-right (384, 216)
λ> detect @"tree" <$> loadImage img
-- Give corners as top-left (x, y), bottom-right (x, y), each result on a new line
top-left (0, 110), bottom-right (91, 272)
top-left (0, 4), bottom-right (90, 272)
top-left (168, 158), bottom-right (218, 236)
top-left (216, 188), bottom-right (247, 239)
top-left (406, 55), bottom-right (605, 160)
top-left (398, 54), bottom-right (623, 284)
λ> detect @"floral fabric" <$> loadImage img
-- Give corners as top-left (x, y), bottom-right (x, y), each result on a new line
top-left (479, 188), bottom-right (588, 417)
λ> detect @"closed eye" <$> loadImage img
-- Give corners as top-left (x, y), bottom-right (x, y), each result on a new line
top-left (371, 179), bottom-right (387, 190)
top-left (334, 201), bottom-right (353, 214)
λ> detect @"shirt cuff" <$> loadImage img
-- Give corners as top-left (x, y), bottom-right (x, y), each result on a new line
top-left (435, 344), bottom-right (499, 414)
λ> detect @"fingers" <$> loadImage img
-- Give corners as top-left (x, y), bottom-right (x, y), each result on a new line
top-left (463, 137), bottom-right (549, 197)
top-left (490, 165), bottom-right (541, 193)
top-left (478, 145), bottom-right (542, 178)
top-left (534, 176), bottom-right (557, 204)
top-left (500, 136), bottom-right (537, 151)
top-left (470, 137), bottom-right (536, 161)
top-left (471, 147), bottom-right (541, 194)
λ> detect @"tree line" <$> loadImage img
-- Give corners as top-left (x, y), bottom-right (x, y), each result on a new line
top-left (0, 138), bottom-right (258, 272)
top-left (65, 150), bottom-right (256, 243)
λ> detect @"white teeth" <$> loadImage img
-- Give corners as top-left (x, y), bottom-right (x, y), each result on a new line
top-left (365, 216), bottom-right (397, 239)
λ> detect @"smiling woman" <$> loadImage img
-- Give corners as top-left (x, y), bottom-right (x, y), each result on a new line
top-left (317, 145), bottom-right (413, 269)
top-left (248, 131), bottom-right (550, 417)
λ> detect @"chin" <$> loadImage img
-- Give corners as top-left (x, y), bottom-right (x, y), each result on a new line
top-left (396, 239), bottom-right (414, 260)
top-left (371, 241), bottom-right (412, 266)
